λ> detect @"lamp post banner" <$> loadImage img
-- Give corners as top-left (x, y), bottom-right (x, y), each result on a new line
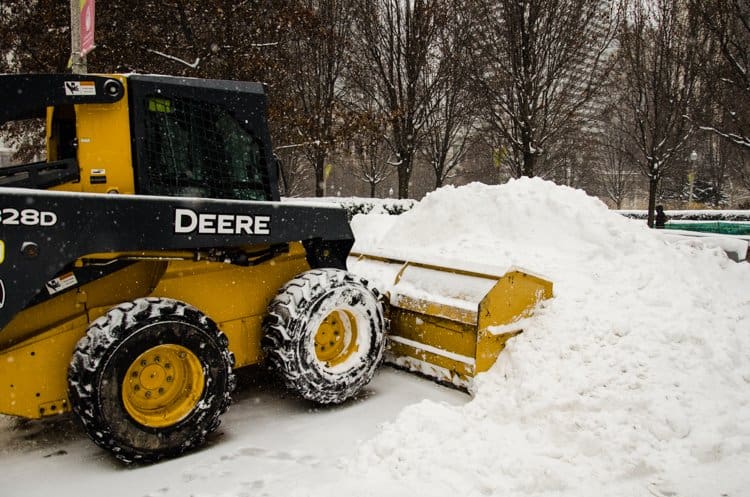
top-left (80, 0), bottom-right (95, 56)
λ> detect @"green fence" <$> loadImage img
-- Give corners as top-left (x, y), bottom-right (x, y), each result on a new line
top-left (665, 222), bottom-right (750, 236)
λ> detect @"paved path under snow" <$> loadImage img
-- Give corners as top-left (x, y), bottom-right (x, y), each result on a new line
top-left (0, 367), bottom-right (465, 497)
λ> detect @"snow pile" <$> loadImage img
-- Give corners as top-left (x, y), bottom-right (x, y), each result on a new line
top-left (331, 178), bottom-right (750, 497)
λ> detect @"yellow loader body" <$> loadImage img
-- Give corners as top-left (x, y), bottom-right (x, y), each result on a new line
top-left (0, 244), bottom-right (310, 419)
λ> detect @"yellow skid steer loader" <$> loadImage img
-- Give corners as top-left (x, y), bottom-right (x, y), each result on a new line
top-left (0, 73), bottom-right (551, 464)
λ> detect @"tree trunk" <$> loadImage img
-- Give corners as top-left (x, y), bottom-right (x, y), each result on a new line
top-left (647, 175), bottom-right (659, 228)
top-left (522, 150), bottom-right (536, 177)
top-left (277, 158), bottom-right (289, 196)
top-left (314, 152), bottom-right (326, 197)
top-left (397, 154), bottom-right (412, 199)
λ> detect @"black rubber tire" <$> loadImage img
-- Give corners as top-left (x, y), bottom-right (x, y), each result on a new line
top-left (262, 268), bottom-right (386, 404)
top-left (67, 297), bottom-right (235, 464)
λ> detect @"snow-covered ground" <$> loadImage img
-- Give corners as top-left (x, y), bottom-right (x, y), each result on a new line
top-left (2, 178), bottom-right (749, 497)
top-left (0, 368), bottom-right (465, 497)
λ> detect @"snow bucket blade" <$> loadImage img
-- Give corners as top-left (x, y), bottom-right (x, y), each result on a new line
top-left (349, 253), bottom-right (553, 389)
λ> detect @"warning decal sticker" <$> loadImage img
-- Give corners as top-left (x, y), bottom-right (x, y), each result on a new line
top-left (64, 81), bottom-right (97, 96)
top-left (46, 272), bottom-right (78, 295)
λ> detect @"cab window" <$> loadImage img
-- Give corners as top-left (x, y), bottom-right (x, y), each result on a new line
top-left (140, 95), bottom-right (268, 200)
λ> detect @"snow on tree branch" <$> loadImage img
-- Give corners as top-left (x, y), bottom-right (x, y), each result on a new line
top-left (146, 49), bottom-right (200, 69)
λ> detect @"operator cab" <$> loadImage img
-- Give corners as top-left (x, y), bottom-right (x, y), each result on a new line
top-left (0, 73), bottom-right (279, 201)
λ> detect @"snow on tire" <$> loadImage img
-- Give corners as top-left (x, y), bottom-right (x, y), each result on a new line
top-left (67, 297), bottom-right (235, 464)
top-left (263, 268), bottom-right (386, 404)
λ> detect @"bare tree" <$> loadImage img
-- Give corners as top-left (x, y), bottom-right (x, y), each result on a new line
top-left (349, 0), bottom-right (446, 198)
top-left (342, 98), bottom-right (395, 197)
top-left (0, 2), bottom-right (70, 74)
top-left (275, 148), bottom-right (312, 198)
top-left (421, 90), bottom-right (474, 188)
top-left (420, 9), bottom-right (476, 189)
top-left (356, 139), bottom-right (394, 197)
top-left (85, 1), bottom-right (297, 80)
top-left (598, 131), bottom-right (639, 209)
top-left (687, 132), bottom-right (744, 207)
top-left (736, 153), bottom-right (750, 195)
top-left (689, 0), bottom-right (750, 150)
top-left (470, 0), bottom-right (617, 178)
top-left (0, 2), bottom-right (70, 162)
top-left (283, 0), bottom-right (356, 196)
top-left (615, 0), bottom-right (701, 227)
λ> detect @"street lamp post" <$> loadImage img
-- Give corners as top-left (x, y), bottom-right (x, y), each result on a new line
top-left (688, 150), bottom-right (698, 207)
top-left (70, 0), bottom-right (86, 74)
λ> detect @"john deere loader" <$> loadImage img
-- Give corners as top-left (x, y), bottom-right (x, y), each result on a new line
top-left (0, 73), bottom-right (552, 464)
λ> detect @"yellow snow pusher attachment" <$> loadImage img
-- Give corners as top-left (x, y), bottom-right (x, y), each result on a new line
top-left (350, 253), bottom-right (553, 389)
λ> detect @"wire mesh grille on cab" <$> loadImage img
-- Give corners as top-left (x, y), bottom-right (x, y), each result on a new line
top-left (141, 95), bottom-right (269, 201)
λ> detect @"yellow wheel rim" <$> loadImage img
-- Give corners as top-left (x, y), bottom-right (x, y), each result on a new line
top-left (122, 344), bottom-right (204, 428)
top-left (314, 309), bottom-right (359, 367)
